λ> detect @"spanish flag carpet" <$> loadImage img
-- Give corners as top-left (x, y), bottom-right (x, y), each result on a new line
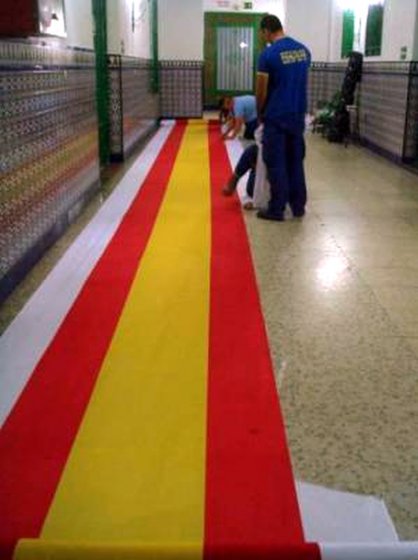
top-left (0, 121), bottom-right (320, 560)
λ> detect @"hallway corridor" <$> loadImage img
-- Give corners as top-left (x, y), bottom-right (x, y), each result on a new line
top-left (1, 121), bottom-right (418, 557)
top-left (0, 121), bottom-right (304, 559)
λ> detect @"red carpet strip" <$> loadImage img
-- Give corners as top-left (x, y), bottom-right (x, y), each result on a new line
top-left (204, 122), bottom-right (307, 556)
top-left (0, 122), bottom-right (186, 560)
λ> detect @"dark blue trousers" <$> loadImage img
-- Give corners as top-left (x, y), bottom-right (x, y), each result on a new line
top-left (262, 121), bottom-right (307, 217)
top-left (244, 118), bottom-right (258, 140)
top-left (235, 143), bottom-right (258, 197)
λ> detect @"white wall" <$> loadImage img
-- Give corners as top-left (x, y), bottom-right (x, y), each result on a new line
top-left (65, 0), bottom-right (94, 49)
top-left (381, 0), bottom-right (417, 60)
top-left (280, 0), bottom-right (418, 63)
top-left (203, 0), bottom-right (285, 21)
top-left (329, 0), bottom-right (418, 62)
top-left (159, 0), bottom-right (204, 60)
top-left (414, 0), bottom-right (418, 58)
top-left (107, 0), bottom-right (152, 57)
top-left (329, 3), bottom-right (343, 61)
top-left (63, 0), bottom-right (418, 62)
top-left (285, 0), bottom-right (333, 61)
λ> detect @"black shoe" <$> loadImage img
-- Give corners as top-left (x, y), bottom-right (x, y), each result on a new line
top-left (257, 209), bottom-right (284, 222)
top-left (292, 209), bottom-right (305, 218)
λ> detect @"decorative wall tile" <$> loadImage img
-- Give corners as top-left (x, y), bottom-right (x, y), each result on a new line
top-left (108, 55), bottom-right (158, 160)
top-left (404, 62), bottom-right (418, 162)
top-left (308, 62), bottom-right (346, 114)
top-left (108, 55), bottom-right (124, 157)
top-left (122, 57), bottom-right (159, 156)
top-left (0, 40), bottom-right (100, 301)
top-left (359, 62), bottom-right (410, 159)
top-left (159, 60), bottom-right (203, 119)
top-left (308, 61), bottom-right (417, 163)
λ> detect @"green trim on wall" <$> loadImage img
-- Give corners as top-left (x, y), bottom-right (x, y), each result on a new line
top-left (92, 0), bottom-right (110, 166)
top-left (365, 3), bottom-right (384, 57)
top-left (341, 9), bottom-right (355, 58)
top-left (150, 0), bottom-right (159, 93)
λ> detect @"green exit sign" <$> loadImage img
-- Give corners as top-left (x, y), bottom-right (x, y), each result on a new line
top-left (244, 1), bottom-right (253, 8)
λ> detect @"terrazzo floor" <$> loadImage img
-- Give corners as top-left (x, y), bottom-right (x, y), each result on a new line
top-left (1, 129), bottom-right (418, 540)
top-left (242, 133), bottom-right (418, 540)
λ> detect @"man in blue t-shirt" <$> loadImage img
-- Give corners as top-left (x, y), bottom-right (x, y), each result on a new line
top-left (255, 15), bottom-right (311, 221)
top-left (220, 95), bottom-right (258, 140)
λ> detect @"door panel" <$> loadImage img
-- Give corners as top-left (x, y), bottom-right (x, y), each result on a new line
top-left (216, 26), bottom-right (254, 91)
top-left (204, 12), bottom-right (266, 107)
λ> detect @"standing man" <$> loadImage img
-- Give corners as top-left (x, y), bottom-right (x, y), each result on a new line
top-left (255, 15), bottom-right (311, 221)
top-left (220, 94), bottom-right (258, 140)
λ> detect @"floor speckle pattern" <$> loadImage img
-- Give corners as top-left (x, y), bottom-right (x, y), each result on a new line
top-left (244, 134), bottom-right (418, 539)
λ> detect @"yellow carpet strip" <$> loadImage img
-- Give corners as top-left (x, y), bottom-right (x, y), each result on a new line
top-left (16, 121), bottom-right (211, 559)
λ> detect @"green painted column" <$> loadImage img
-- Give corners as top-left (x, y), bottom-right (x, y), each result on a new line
top-left (151, 0), bottom-right (159, 93)
top-left (92, 0), bottom-right (110, 166)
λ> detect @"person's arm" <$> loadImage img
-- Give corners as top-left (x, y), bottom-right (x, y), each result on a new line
top-left (221, 116), bottom-right (234, 138)
top-left (222, 116), bottom-right (244, 139)
top-left (256, 71), bottom-right (269, 122)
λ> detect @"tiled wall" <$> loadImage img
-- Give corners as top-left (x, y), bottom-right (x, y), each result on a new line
top-left (308, 62), bottom-right (346, 114)
top-left (0, 40), bottom-right (100, 302)
top-left (108, 55), bottom-right (124, 157)
top-left (309, 61), bottom-right (418, 163)
top-left (108, 55), bottom-right (159, 160)
top-left (404, 62), bottom-right (418, 163)
top-left (159, 61), bottom-right (203, 118)
top-left (359, 62), bottom-right (410, 160)
top-left (2, 46), bottom-right (416, 301)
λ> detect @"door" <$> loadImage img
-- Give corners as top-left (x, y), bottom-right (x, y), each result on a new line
top-left (204, 12), bottom-right (266, 107)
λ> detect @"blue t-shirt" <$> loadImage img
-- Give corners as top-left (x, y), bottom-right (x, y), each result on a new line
top-left (233, 95), bottom-right (257, 123)
top-left (257, 36), bottom-right (311, 132)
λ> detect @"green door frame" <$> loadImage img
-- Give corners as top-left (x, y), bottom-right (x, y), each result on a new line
top-left (92, 0), bottom-right (110, 167)
top-left (204, 12), bottom-right (266, 107)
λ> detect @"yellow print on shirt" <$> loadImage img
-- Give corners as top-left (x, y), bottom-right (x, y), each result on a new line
top-left (280, 49), bottom-right (307, 65)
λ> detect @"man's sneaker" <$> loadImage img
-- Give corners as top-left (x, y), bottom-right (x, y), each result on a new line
top-left (257, 209), bottom-right (284, 222)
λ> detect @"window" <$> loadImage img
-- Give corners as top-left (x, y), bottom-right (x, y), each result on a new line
top-left (365, 3), bottom-right (384, 56)
top-left (340, 1), bottom-right (385, 59)
top-left (341, 9), bottom-right (355, 58)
